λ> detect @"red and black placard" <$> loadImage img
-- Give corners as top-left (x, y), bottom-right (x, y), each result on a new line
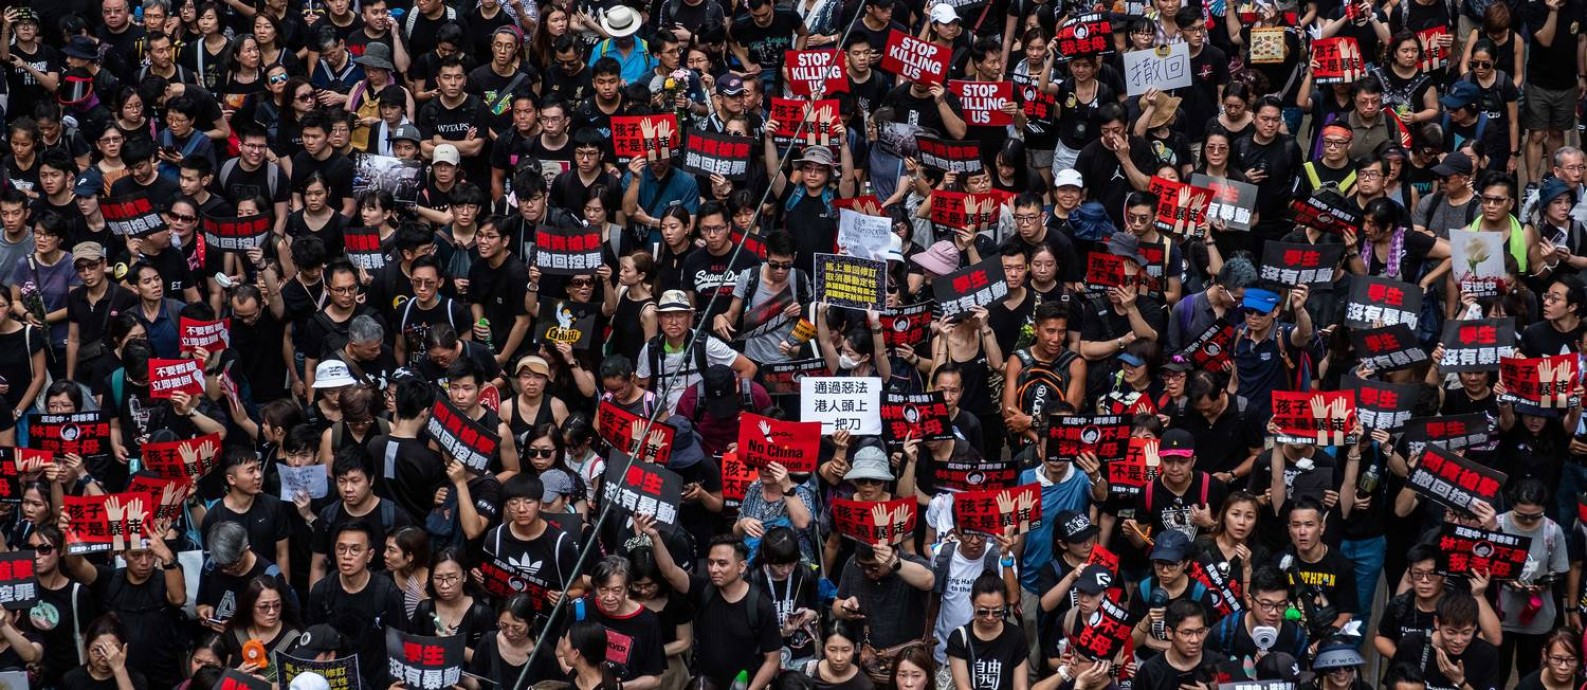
top-left (1499, 354), bottom-right (1579, 408)
top-left (881, 301), bottom-right (935, 348)
top-left (148, 358), bottom-right (205, 399)
top-left (1290, 193), bottom-right (1363, 234)
top-left (881, 391), bottom-right (954, 447)
top-left (1345, 275), bottom-right (1422, 330)
top-left (1416, 26), bottom-right (1450, 72)
top-left (1071, 596), bottom-right (1133, 660)
top-left (952, 484), bottom-right (1043, 536)
top-left (533, 225), bottom-right (604, 275)
top-left (602, 461), bottom-right (684, 524)
top-left (277, 653), bottom-right (361, 690)
top-left (425, 397), bottom-right (499, 474)
top-left (200, 214), bottom-right (271, 251)
top-left (610, 114), bottom-right (680, 162)
top-left (762, 358), bottom-right (829, 396)
top-left (1407, 442), bottom-right (1507, 514)
top-left (1047, 415), bottom-right (1131, 462)
top-left (720, 451), bottom-right (757, 508)
top-left (100, 193), bottom-right (167, 238)
top-left (596, 400), bottom-right (677, 465)
top-left (1435, 523), bottom-right (1530, 579)
top-left (933, 457), bottom-right (1018, 493)
top-left (1054, 14), bottom-right (1113, 57)
top-left (1350, 324), bottom-right (1427, 372)
top-left (1344, 375), bottom-right (1422, 431)
top-left (737, 413), bottom-right (821, 473)
top-left (1259, 241), bottom-right (1344, 286)
top-left (1085, 253), bottom-right (1130, 290)
top-left (1438, 317), bottom-right (1516, 373)
top-left (63, 492), bottom-right (153, 554)
top-left (831, 497), bottom-right (916, 545)
top-left (834, 195), bottom-right (887, 217)
top-left (929, 190), bottom-right (1006, 232)
top-left (917, 137), bottom-right (983, 173)
top-left (1188, 553), bottom-right (1244, 617)
top-left (216, 667), bottom-right (274, 690)
top-left (932, 257), bottom-right (1010, 318)
top-left (1312, 36), bottom-right (1366, 84)
top-left (785, 49), bottom-right (848, 96)
top-left (385, 629), bottom-right (465, 690)
top-left (141, 433), bottom-right (222, 486)
top-left (0, 448), bottom-right (49, 503)
top-left (1147, 176), bottom-right (1213, 237)
top-left (768, 97), bottom-right (840, 148)
top-left (1270, 390), bottom-right (1359, 445)
top-left (179, 317), bottom-right (230, 354)
top-left (1107, 437), bottom-right (1161, 498)
top-left (879, 29), bottom-right (949, 86)
top-left (343, 227), bottom-right (385, 270)
top-left (29, 411), bottom-right (110, 458)
top-left (815, 253), bottom-right (887, 311)
top-left (681, 131), bottom-right (754, 181)
top-left (0, 551), bottom-right (37, 610)
top-left (126, 472), bottom-right (192, 526)
top-left (950, 81), bottom-right (1014, 126)
top-left (1176, 321), bottom-right (1235, 370)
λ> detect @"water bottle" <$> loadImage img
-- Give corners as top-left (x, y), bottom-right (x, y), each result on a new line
top-left (1148, 586), bottom-right (1169, 639)
top-left (729, 671), bottom-right (749, 690)
top-left (476, 317), bottom-right (493, 350)
top-left (1356, 462), bottom-right (1380, 498)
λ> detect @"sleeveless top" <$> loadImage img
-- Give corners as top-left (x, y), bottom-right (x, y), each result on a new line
top-left (506, 395), bottom-right (555, 447)
top-left (609, 291), bottom-right (653, 365)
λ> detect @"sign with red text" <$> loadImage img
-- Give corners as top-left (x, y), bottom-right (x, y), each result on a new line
top-left (101, 194), bottom-right (167, 237)
top-left (127, 472), bottom-right (192, 526)
top-left (179, 317), bottom-right (230, 354)
top-left (385, 629), bottom-right (464, 690)
top-left (62, 492), bottom-right (152, 554)
top-left (881, 301), bottom-right (935, 348)
top-left (1055, 14), bottom-right (1113, 57)
top-left (950, 81), bottom-right (1014, 126)
top-left (737, 413), bottom-right (821, 473)
top-left (1350, 324), bottom-right (1428, 372)
top-left (1345, 375), bottom-right (1422, 431)
top-left (720, 451), bottom-right (756, 508)
top-left (1271, 390), bottom-right (1359, 445)
top-left (1402, 413), bottom-right (1495, 457)
top-left (1439, 318), bottom-right (1516, 372)
top-left (1191, 174), bottom-right (1258, 231)
top-left (200, 215), bottom-right (271, 251)
top-left (533, 225), bottom-right (603, 275)
top-left (932, 257), bottom-right (1009, 318)
top-left (1259, 241), bottom-right (1343, 286)
top-left (1177, 321), bottom-right (1235, 370)
top-left (1345, 275), bottom-right (1422, 330)
top-left (881, 391), bottom-right (954, 447)
top-left (1048, 415), bottom-right (1131, 462)
top-left (1407, 443), bottom-right (1506, 514)
top-left (343, 227), bottom-right (385, 270)
top-left (603, 461), bottom-right (684, 524)
top-left (681, 131), bottom-right (754, 181)
top-left (425, 398), bottom-right (499, 474)
top-left (1313, 37), bottom-right (1366, 83)
top-left (1417, 26), bottom-right (1450, 73)
top-left (832, 497), bottom-right (916, 545)
top-left (1107, 437), bottom-right (1161, 497)
top-left (953, 484), bottom-right (1042, 536)
top-left (762, 358), bottom-right (827, 396)
top-left (1450, 230), bottom-right (1506, 297)
top-left (1085, 253), bottom-right (1130, 290)
top-left (29, 412), bottom-right (110, 458)
top-left (933, 457), bottom-right (1018, 493)
top-left (1189, 553), bottom-right (1244, 617)
top-left (611, 115), bottom-right (680, 162)
top-left (768, 97), bottom-right (840, 148)
top-left (141, 433), bottom-right (221, 486)
top-left (1290, 194), bottom-right (1362, 235)
top-left (1500, 354), bottom-right (1579, 408)
top-left (929, 190), bottom-right (1006, 233)
top-left (1435, 524), bottom-right (1530, 579)
top-left (0, 448), bottom-right (49, 504)
top-left (917, 137), bottom-right (983, 173)
top-left (215, 667), bottom-right (273, 690)
top-left (880, 30), bottom-right (948, 85)
top-left (834, 195), bottom-right (887, 217)
top-left (785, 49), bottom-right (848, 96)
top-left (1071, 596), bottom-right (1133, 660)
top-left (148, 358), bottom-right (205, 399)
top-left (1148, 176), bottom-right (1213, 237)
top-left (596, 401), bottom-right (677, 465)
top-left (277, 654), bottom-right (361, 690)
top-left (0, 552), bottom-right (37, 610)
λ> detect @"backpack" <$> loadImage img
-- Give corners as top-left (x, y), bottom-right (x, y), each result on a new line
top-left (217, 158), bottom-right (280, 202)
top-left (647, 332), bottom-right (710, 391)
top-left (702, 578), bottom-right (764, 632)
top-left (737, 266), bottom-right (810, 338)
top-left (691, 377), bottom-right (755, 423)
top-left (1143, 471), bottom-right (1212, 514)
top-left (1012, 348), bottom-right (1077, 418)
top-left (316, 496), bottom-right (398, 532)
top-left (929, 541), bottom-right (1003, 595)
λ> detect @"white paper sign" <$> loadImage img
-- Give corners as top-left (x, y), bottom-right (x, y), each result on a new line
top-left (800, 376), bottom-right (883, 435)
top-left (838, 209), bottom-right (893, 262)
top-left (1449, 230), bottom-right (1507, 298)
top-left (1122, 44), bottom-right (1192, 96)
top-left (278, 464), bottom-right (329, 501)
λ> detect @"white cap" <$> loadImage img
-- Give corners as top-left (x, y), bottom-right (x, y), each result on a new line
top-left (432, 144), bottom-right (461, 166)
top-left (312, 360), bottom-right (358, 389)
top-left (1054, 168), bottom-right (1084, 188)
top-left (289, 672), bottom-right (332, 690)
top-left (929, 3), bottom-right (961, 24)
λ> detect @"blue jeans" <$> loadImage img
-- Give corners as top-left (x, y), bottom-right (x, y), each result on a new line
top-left (1557, 460), bottom-right (1587, 529)
top-left (1341, 535), bottom-right (1386, 631)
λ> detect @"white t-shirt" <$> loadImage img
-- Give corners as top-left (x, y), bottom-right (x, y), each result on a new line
top-left (933, 547), bottom-right (988, 663)
top-left (634, 335), bottom-right (740, 413)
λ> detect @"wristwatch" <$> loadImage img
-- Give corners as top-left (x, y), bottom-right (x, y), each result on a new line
top-left (890, 557), bottom-right (902, 573)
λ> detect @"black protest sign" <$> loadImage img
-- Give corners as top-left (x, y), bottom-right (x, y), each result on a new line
top-left (1191, 173), bottom-right (1258, 231)
top-left (1071, 596), bottom-right (1133, 660)
top-left (1401, 413), bottom-right (1495, 457)
top-left (881, 391), bottom-right (954, 447)
top-left (1290, 194), bottom-right (1362, 234)
top-left (533, 298), bottom-right (597, 350)
top-left (277, 652), bottom-right (361, 690)
top-left (1345, 276), bottom-right (1422, 330)
top-left (1407, 443), bottom-right (1506, 515)
top-left (917, 137), bottom-right (982, 173)
top-left (201, 215), bottom-right (271, 251)
top-left (0, 551), bottom-right (37, 610)
top-left (1188, 554), bottom-right (1243, 617)
top-left (933, 257), bottom-right (1009, 318)
top-left (1047, 415), bottom-right (1131, 462)
top-left (762, 358), bottom-right (829, 396)
top-left (1259, 242), bottom-right (1344, 286)
top-left (595, 401), bottom-right (677, 465)
top-left (343, 227), bottom-right (386, 271)
top-left (1054, 14), bottom-right (1113, 57)
top-left (1350, 324), bottom-right (1427, 372)
top-left (602, 461), bottom-right (684, 524)
top-left (425, 398), bottom-right (499, 474)
top-left (1439, 317), bottom-right (1516, 373)
top-left (100, 194), bottom-right (167, 237)
top-left (932, 457), bottom-right (1018, 493)
top-left (533, 225), bottom-right (604, 275)
top-left (1345, 375), bottom-right (1421, 431)
top-left (881, 301), bottom-right (934, 348)
top-left (681, 131), bottom-right (753, 181)
top-left (385, 629), bottom-right (465, 690)
top-left (29, 411), bottom-right (110, 458)
top-left (213, 668), bottom-right (272, 690)
top-left (1177, 321), bottom-right (1235, 370)
top-left (1435, 523), bottom-right (1532, 579)
top-left (815, 253), bottom-right (886, 311)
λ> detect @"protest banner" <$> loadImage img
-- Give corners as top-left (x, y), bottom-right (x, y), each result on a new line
top-left (1107, 437), bottom-right (1161, 498)
top-left (141, 433), bottom-right (222, 485)
top-left (610, 114), bottom-right (680, 162)
top-left (834, 195), bottom-right (887, 217)
top-left (215, 668), bottom-right (272, 690)
top-left (1435, 523), bottom-right (1530, 579)
top-left (933, 257), bottom-right (1010, 318)
top-left (768, 97), bottom-right (840, 147)
top-left (1417, 26), bottom-right (1450, 72)
top-left (596, 401), bottom-right (677, 465)
top-left (1070, 596), bottom-right (1133, 660)
top-left (1248, 27), bottom-right (1287, 63)
top-left (29, 411), bottom-right (110, 457)
top-left (881, 391), bottom-right (954, 447)
top-left (279, 464), bottom-right (329, 501)
top-left (737, 413), bottom-right (821, 473)
top-left (385, 629), bottom-right (464, 690)
top-left (815, 253), bottom-right (886, 311)
top-left (1085, 253), bottom-right (1130, 291)
top-left (762, 358), bottom-right (828, 396)
top-left (1259, 242), bottom-right (1344, 286)
top-left (0, 552), bottom-right (36, 610)
top-left (1054, 14), bottom-right (1113, 57)
top-left (1450, 230), bottom-right (1506, 298)
top-left (917, 137), bottom-right (983, 173)
top-left (1123, 43), bottom-right (1192, 96)
top-left (1270, 390), bottom-right (1359, 445)
top-left (277, 653), bottom-right (360, 690)
top-left (1500, 354), bottom-right (1579, 408)
top-left (785, 49), bottom-right (848, 96)
top-left (950, 81), bottom-right (1014, 126)
top-left (1345, 376), bottom-right (1422, 431)
top-left (720, 452), bottom-right (757, 508)
top-left (0, 448), bottom-right (49, 504)
top-left (681, 131), bottom-right (753, 181)
top-left (200, 215), bottom-right (271, 251)
top-left (1191, 174), bottom-right (1258, 231)
top-left (1177, 321), bottom-right (1235, 370)
top-left (425, 398), bottom-right (499, 474)
top-left (100, 194), bottom-right (166, 237)
top-left (533, 225), bottom-right (604, 275)
top-left (1350, 324), bottom-right (1427, 372)
top-left (602, 461), bottom-right (683, 525)
top-left (147, 358), bottom-right (205, 399)
top-left (831, 497), bottom-right (916, 545)
top-left (62, 492), bottom-right (151, 554)
top-left (1313, 37), bottom-right (1366, 83)
top-left (1439, 318), bottom-right (1516, 372)
top-left (881, 301), bottom-right (934, 348)
top-left (1048, 415), bottom-right (1131, 462)
top-left (837, 209), bottom-right (893, 261)
top-left (953, 484), bottom-right (1043, 536)
top-left (1290, 194), bottom-right (1363, 234)
top-left (343, 227), bottom-right (385, 270)
top-left (1147, 176), bottom-right (1213, 237)
top-left (932, 456), bottom-right (1018, 492)
top-left (1407, 443), bottom-right (1506, 514)
top-left (179, 317), bottom-right (230, 354)
top-left (1345, 276), bottom-right (1422, 329)
top-left (800, 376), bottom-right (882, 434)
top-left (1402, 413), bottom-right (1495, 457)
top-left (880, 30), bottom-right (949, 85)
top-left (533, 298), bottom-right (597, 350)
top-left (126, 473), bottom-right (190, 526)
top-left (929, 189), bottom-right (1005, 232)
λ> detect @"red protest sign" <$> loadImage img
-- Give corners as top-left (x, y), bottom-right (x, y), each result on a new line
top-left (720, 451), bottom-right (757, 507)
top-left (1147, 176), bottom-right (1213, 237)
top-left (1177, 321), bottom-right (1234, 370)
top-left (1313, 37), bottom-right (1366, 83)
top-left (1436, 524), bottom-right (1531, 579)
top-left (100, 194), bottom-right (167, 238)
top-left (917, 138), bottom-right (984, 174)
top-left (596, 401), bottom-right (677, 465)
top-left (1048, 415), bottom-right (1132, 461)
top-left (147, 358), bottom-right (205, 399)
top-left (881, 301), bottom-right (934, 348)
top-left (1270, 390), bottom-right (1359, 445)
top-left (831, 497), bottom-right (916, 545)
top-left (1407, 443), bottom-right (1507, 514)
top-left (785, 49), bottom-right (848, 96)
top-left (426, 398), bottom-right (500, 474)
top-left (1071, 596), bottom-right (1133, 660)
top-left (1085, 253), bottom-right (1129, 290)
top-left (343, 227), bottom-right (385, 271)
top-left (178, 317), bottom-right (230, 354)
top-left (141, 433), bottom-right (222, 485)
top-left (1499, 354), bottom-right (1579, 408)
top-left (29, 412), bottom-right (110, 457)
top-left (1086, 543), bottom-right (1121, 573)
top-left (881, 391), bottom-right (954, 446)
top-left (1188, 554), bottom-right (1244, 617)
top-left (1054, 14), bottom-right (1113, 57)
top-left (932, 457), bottom-right (1019, 492)
top-left (1417, 27), bottom-right (1450, 72)
top-left (949, 81), bottom-right (1013, 126)
top-left (879, 30), bottom-right (948, 86)
top-left (200, 214), bottom-right (271, 251)
top-left (834, 195), bottom-right (886, 217)
top-left (1107, 437), bottom-right (1161, 497)
top-left (0, 448), bottom-right (50, 504)
top-left (610, 114), bottom-right (680, 162)
top-left (952, 484), bottom-right (1043, 536)
top-left (736, 413), bottom-right (821, 473)
top-left (126, 473), bottom-right (192, 526)
top-left (62, 492), bottom-right (153, 555)
top-left (768, 98), bottom-right (840, 147)
top-left (929, 189), bottom-right (1005, 231)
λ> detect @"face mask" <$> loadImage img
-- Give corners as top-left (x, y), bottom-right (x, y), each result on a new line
top-left (837, 353), bottom-right (861, 370)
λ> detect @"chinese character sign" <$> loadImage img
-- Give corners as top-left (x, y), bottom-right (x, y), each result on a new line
top-left (719, 452), bottom-right (757, 508)
top-left (1107, 437), bottom-right (1161, 497)
top-left (1349, 324), bottom-right (1428, 373)
top-left (533, 298), bottom-right (598, 351)
top-left (879, 30), bottom-right (948, 86)
top-left (768, 98), bottom-right (840, 148)
top-left (200, 215), bottom-right (271, 251)
top-left (1047, 415), bottom-right (1131, 462)
top-left (1500, 354), bottom-right (1579, 408)
top-left (1417, 27), bottom-right (1450, 72)
top-left (1085, 253), bottom-right (1130, 291)
top-left (932, 257), bottom-right (1010, 318)
top-left (1122, 43), bottom-right (1192, 96)
top-left (602, 462), bottom-right (685, 524)
top-left (953, 485), bottom-right (1043, 536)
top-left (126, 473), bottom-right (191, 526)
top-left (929, 189), bottom-right (1007, 231)
top-left (831, 497), bottom-right (916, 545)
top-left (1345, 276), bottom-right (1422, 330)
top-left (1177, 322), bottom-right (1235, 370)
top-left (140, 433), bottom-right (222, 486)
top-left (917, 138), bottom-right (983, 174)
top-left (384, 629), bottom-right (464, 690)
top-left (147, 359), bottom-right (205, 399)
top-left (277, 652), bottom-right (361, 690)
top-left (1072, 596), bottom-right (1134, 660)
top-left (0, 551), bottom-right (38, 610)
top-left (1270, 390), bottom-right (1359, 445)
top-left (63, 492), bottom-right (152, 555)
top-left (1259, 242), bottom-right (1344, 286)
top-left (0, 448), bottom-right (49, 504)
top-left (1191, 174), bottom-right (1258, 231)
top-left (1438, 317), bottom-right (1516, 372)
top-left (881, 391), bottom-right (954, 447)
top-left (1148, 176), bottom-right (1213, 237)
top-left (1401, 413), bottom-right (1495, 457)
top-left (100, 194), bottom-right (167, 238)
top-left (29, 412), bottom-right (110, 458)
top-left (532, 225), bottom-right (604, 275)
top-left (1313, 37), bottom-right (1366, 83)
top-left (610, 115), bottom-right (680, 162)
top-left (1345, 375), bottom-right (1422, 431)
top-left (681, 131), bottom-right (753, 181)
top-left (815, 253), bottom-right (887, 311)
top-left (596, 401), bottom-right (678, 465)
top-left (737, 413), bottom-right (821, 472)
top-left (342, 227), bottom-right (385, 271)
top-left (1054, 14), bottom-right (1113, 57)
top-left (881, 301), bottom-right (935, 348)
top-left (1450, 230), bottom-right (1506, 298)
top-left (799, 377), bottom-right (882, 435)
top-left (425, 398), bottom-right (500, 474)
top-left (762, 358), bottom-right (828, 396)
top-left (1407, 443), bottom-right (1507, 515)
top-left (179, 317), bottom-right (231, 354)
top-left (1435, 524), bottom-right (1531, 579)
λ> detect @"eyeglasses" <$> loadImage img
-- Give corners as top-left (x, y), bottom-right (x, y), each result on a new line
top-left (328, 285), bottom-right (359, 295)
top-left (1323, 138), bottom-right (1351, 147)
top-left (1252, 598), bottom-right (1288, 613)
top-left (974, 606), bottom-right (1006, 618)
top-left (295, 93), bottom-right (315, 102)
top-left (1471, 60), bottom-right (1493, 69)
top-left (1480, 195), bottom-right (1510, 205)
top-left (257, 601), bottom-right (283, 611)
top-left (434, 574), bottom-right (461, 585)
top-left (1549, 656), bottom-right (1580, 667)
top-left (1408, 568), bottom-right (1439, 581)
top-left (1014, 213), bottom-right (1042, 223)
top-left (527, 448), bottom-right (557, 458)
top-left (699, 224), bottom-right (729, 234)
top-left (568, 279), bottom-right (594, 287)
top-left (1173, 627), bottom-right (1209, 638)
top-left (75, 261), bottom-right (104, 272)
top-left (1126, 213), bottom-right (1153, 224)
top-left (1358, 169), bottom-right (1384, 179)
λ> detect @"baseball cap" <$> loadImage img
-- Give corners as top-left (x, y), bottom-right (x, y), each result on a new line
top-left (656, 290), bottom-right (693, 313)
top-left (1431, 151), bottom-right (1474, 177)
top-left (1438, 81), bottom-right (1480, 110)
top-left (312, 361), bottom-right (358, 389)
top-left (1054, 168), bottom-right (1084, 188)
top-left (1241, 287), bottom-right (1280, 313)
top-left (390, 124), bottom-right (422, 143)
top-left (1162, 355), bottom-right (1193, 373)
top-left (1118, 352), bottom-right (1145, 367)
top-left (1073, 564), bottom-right (1114, 595)
top-left (1055, 510), bottom-right (1100, 543)
top-left (1149, 529), bottom-right (1191, 562)
top-left (1313, 646), bottom-right (1366, 670)
top-left (432, 144), bottom-right (461, 166)
top-left (515, 355), bottom-right (551, 377)
top-left (701, 364), bottom-right (743, 418)
top-left (289, 673), bottom-right (331, 690)
top-left (74, 167), bottom-right (103, 197)
top-left (72, 244), bottom-right (105, 265)
top-left (1159, 428), bottom-right (1195, 457)
top-left (1257, 652), bottom-right (1316, 684)
top-left (540, 469), bottom-right (576, 502)
top-left (716, 73), bottom-right (745, 96)
top-left (930, 3), bottom-right (962, 23)
top-left (293, 625), bottom-right (344, 655)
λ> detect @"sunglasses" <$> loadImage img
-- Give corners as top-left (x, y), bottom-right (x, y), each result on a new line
top-left (1471, 60), bottom-right (1493, 68)
top-left (268, 73), bottom-right (289, 84)
top-left (168, 213), bottom-right (197, 222)
top-left (974, 606), bottom-right (1006, 618)
top-left (527, 448), bottom-right (557, 458)
top-left (568, 279), bottom-right (595, 287)
top-left (31, 543), bottom-right (54, 554)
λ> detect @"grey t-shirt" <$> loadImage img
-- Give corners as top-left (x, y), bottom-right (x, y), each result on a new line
top-left (732, 266), bottom-right (805, 364)
top-left (1413, 193), bottom-right (1478, 238)
top-left (1494, 514), bottom-right (1569, 635)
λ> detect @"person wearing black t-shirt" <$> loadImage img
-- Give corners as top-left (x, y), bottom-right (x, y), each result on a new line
top-left (57, 617), bottom-right (146, 690)
top-left (310, 447), bottom-right (415, 586)
top-left (28, 526), bottom-right (99, 689)
top-left (1072, 103), bottom-right (1155, 229)
top-left (1375, 544), bottom-right (1449, 659)
top-left (417, 56), bottom-right (491, 184)
top-left (367, 380), bottom-right (449, 522)
top-left (1207, 567), bottom-right (1308, 664)
top-left (107, 141), bottom-right (180, 212)
top-left (288, 114), bottom-right (357, 216)
top-left (306, 520), bottom-right (407, 690)
top-left (945, 573), bottom-right (1028, 690)
top-left (1132, 600), bottom-right (1217, 690)
top-left (550, 130), bottom-right (623, 217)
top-left (468, 220), bottom-right (532, 366)
top-left (1125, 429), bottom-right (1230, 547)
top-left (467, 28), bottom-right (539, 137)
top-left (200, 448), bottom-right (296, 580)
top-left (1273, 497), bottom-right (1357, 632)
top-left (1389, 593), bottom-right (1500, 690)
top-left (60, 529), bottom-right (187, 690)
top-left (1521, 277), bottom-right (1585, 357)
top-left (681, 205), bottom-right (761, 326)
top-left (730, 0), bottom-right (808, 79)
top-left (583, 555), bottom-right (666, 686)
top-left (1129, 530), bottom-right (1220, 657)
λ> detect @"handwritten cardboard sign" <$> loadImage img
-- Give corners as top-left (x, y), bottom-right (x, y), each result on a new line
top-left (1123, 43), bottom-right (1191, 96)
